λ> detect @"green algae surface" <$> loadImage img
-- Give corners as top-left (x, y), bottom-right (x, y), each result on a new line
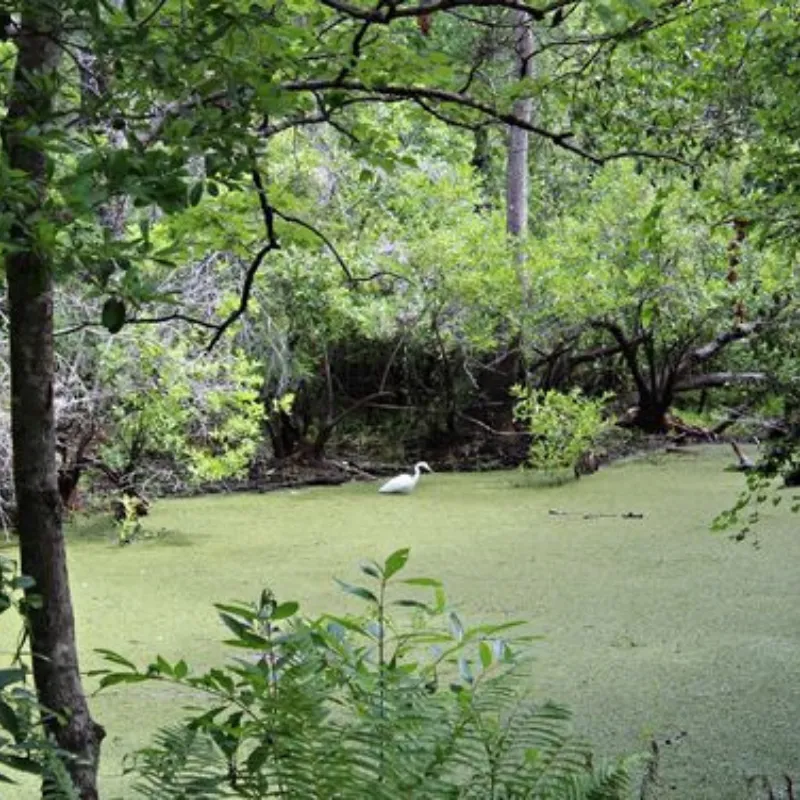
top-left (4, 445), bottom-right (800, 798)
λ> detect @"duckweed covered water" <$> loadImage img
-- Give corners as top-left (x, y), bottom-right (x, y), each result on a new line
top-left (5, 445), bottom-right (800, 798)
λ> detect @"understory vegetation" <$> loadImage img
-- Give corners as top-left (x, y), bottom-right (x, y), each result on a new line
top-left (94, 549), bottom-right (636, 799)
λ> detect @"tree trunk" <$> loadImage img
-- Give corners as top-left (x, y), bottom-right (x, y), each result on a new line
top-left (506, 11), bottom-right (534, 249)
top-left (2, 6), bottom-right (104, 798)
top-left (506, 11), bottom-right (534, 378)
top-left (472, 126), bottom-right (493, 212)
top-left (633, 396), bottom-right (670, 434)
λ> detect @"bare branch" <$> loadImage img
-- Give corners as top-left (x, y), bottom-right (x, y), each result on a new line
top-left (283, 77), bottom-right (602, 162)
top-left (590, 319), bottom-right (650, 398)
top-left (54, 320), bottom-right (98, 337)
top-left (128, 312), bottom-right (218, 329)
top-left (457, 411), bottom-right (526, 436)
top-left (273, 209), bottom-right (355, 283)
top-left (686, 321), bottom-right (764, 365)
top-left (281, 78), bottom-right (692, 165)
top-left (206, 168), bottom-right (280, 352)
top-left (674, 372), bottom-right (767, 392)
top-left (316, 0), bottom-right (555, 23)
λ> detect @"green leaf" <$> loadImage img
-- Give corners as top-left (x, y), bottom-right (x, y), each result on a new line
top-left (98, 673), bottom-right (150, 689)
top-left (383, 548), bottom-right (410, 579)
top-left (434, 586), bottom-right (447, 612)
top-left (188, 182), bottom-right (204, 207)
top-left (247, 743), bottom-right (271, 772)
top-left (10, 576), bottom-right (34, 591)
top-left (449, 612), bottom-right (464, 642)
top-left (0, 669), bottom-right (25, 691)
top-left (155, 655), bottom-right (173, 676)
top-left (401, 577), bottom-right (442, 587)
top-left (222, 631), bottom-right (269, 649)
top-left (479, 641), bottom-right (492, 670)
top-left (174, 660), bottom-right (189, 679)
top-left (94, 649), bottom-right (138, 671)
top-left (0, 753), bottom-right (41, 776)
top-left (218, 612), bottom-right (252, 639)
top-left (214, 603), bottom-right (258, 621)
top-left (101, 297), bottom-right (126, 334)
top-left (271, 601), bottom-right (299, 621)
top-left (360, 562), bottom-right (382, 579)
top-left (323, 615), bottom-right (372, 637)
top-left (392, 599), bottom-right (432, 611)
top-left (0, 699), bottom-right (20, 739)
top-left (334, 579), bottom-right (378, 604)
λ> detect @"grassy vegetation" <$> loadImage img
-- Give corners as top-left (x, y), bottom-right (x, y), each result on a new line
top-left (3, 444), bottom-right (799, 798)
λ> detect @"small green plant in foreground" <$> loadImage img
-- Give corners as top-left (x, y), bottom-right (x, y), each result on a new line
top-left (512, 386), bottom-right (612, 478)
top-left (115, 495), bottom-right (145, 546)
top-left (93, 548), bottom-right (636, 798)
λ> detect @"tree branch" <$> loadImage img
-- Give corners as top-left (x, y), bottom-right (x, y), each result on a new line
top-left (590, 319), bottom-right (649, 398)
top-left (282, 77), bottom-right (604, 162)
top-left (273, 209), bottom-right (355, 283)
top-left (673, 371), bottom-right (767, 393)
top-left (685, 321), bottom-right (763, 366)
top-left (316, 0), bottom-right (559, 23)
top-left (281, 78), bottom-right (691, 166)
top-left (206, 168), bottom-right (279, 352)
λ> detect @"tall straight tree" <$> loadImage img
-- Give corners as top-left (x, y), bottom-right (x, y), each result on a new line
top-left (506, 10), bottom-right (535, 253)
top-left (1, 3), bottom-right (105, 798)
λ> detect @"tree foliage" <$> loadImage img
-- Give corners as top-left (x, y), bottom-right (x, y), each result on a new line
top-left (513, 387), bottom-right (611, 476)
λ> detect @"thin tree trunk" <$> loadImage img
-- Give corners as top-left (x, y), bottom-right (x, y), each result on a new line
top-left (506, 11), bottom-right (534, 249)
top-left (472, 126), bottom-right (493, 212)
top-left (506, 10), bottom-right (534, 379)
top-left (2, 6), bottom-right (104, 798)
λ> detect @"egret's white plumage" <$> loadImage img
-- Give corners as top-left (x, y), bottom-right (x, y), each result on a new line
top-left (378, 461), bottom-right (433, 494)
top-left (731, 441), bottom-right (755, 470)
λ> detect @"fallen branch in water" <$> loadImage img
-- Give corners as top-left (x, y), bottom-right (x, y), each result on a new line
top-left (548, 509), bottom-right (645, 520)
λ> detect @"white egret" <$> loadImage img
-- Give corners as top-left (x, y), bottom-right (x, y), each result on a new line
top-left (730, 441), bottom-right (755, 471)
top-left (378, 461), bottom-right (433, 494)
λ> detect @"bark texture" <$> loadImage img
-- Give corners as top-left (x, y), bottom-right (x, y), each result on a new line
top-left (2, 5), bottom-right (104, 797)
top-left (506, 10), bottom-right (534, 243)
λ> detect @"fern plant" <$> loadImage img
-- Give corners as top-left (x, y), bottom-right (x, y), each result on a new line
top-left (94, 549), bottom-right (636, 798)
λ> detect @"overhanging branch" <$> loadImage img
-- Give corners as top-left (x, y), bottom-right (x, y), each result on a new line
top-left (673, 372), bottom-right (767, 392)
top-left (280, 78), bottom-right (691, 166)
top-left (685, 321), bottom-right (763, 366)
top-left (206, 167), bottom-right (279, 352)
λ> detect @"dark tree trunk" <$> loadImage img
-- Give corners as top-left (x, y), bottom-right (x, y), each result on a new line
top-left (2, 6), bottom-right (104, 798)
top-left (633, 395), bottom-right (670, 434)
top-left (471, 127), bottom-right (494, 212)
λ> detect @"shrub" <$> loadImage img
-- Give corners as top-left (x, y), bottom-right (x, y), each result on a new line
top-left (512, 386), bottom-right (612, 477)
top-left (94, 549), bottom-right (635, 798)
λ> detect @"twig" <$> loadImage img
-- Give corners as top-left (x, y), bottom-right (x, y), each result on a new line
top-left (456, 412), bottom-right (526, 437)
top-left (206, 167), bottom-right (279, 351)
top-left (272, 209), bottom-right (354, 283)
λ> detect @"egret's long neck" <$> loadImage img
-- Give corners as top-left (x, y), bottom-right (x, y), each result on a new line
top-left (414, 464), bottom-right (421, 478)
